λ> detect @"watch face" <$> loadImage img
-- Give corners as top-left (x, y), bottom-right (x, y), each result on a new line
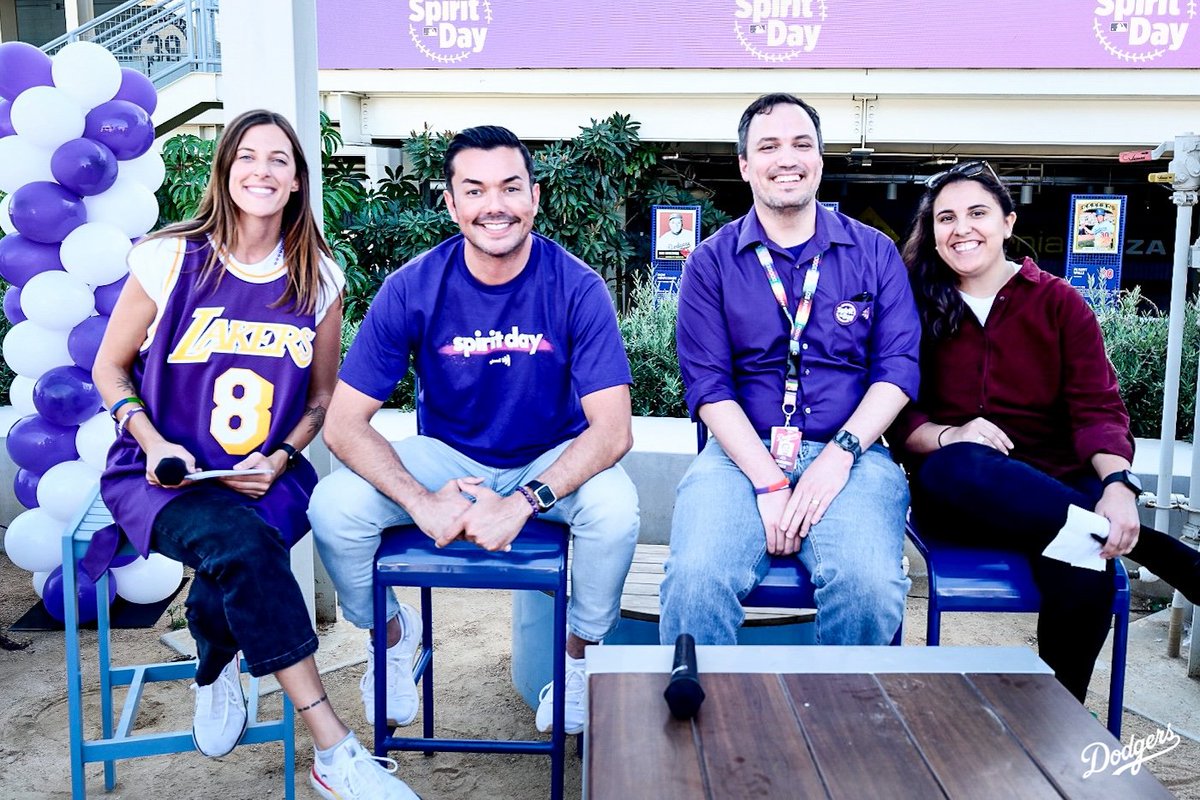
top-left (532, 483), bottom-right (556, 509)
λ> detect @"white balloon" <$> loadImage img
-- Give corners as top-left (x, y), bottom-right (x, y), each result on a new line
top-left (60, 223), bottom-right (132, 286)
top-left (0, 135), bottom-right (54, 194)
top-left (19, 270), bottom-right (95, 331)
top-left (81, 177), bottom-right (158, 238)
top-left (0, 193), bottom-right (15, 235)
top-left (75, 411), bottom-right (115, 471)
top-left (4, 508), bottom-right (65, 572)
top-left (112, 554), bottom-right (184, 605)
top-left (32, 570), bottom-right (51, 599)
top-left (2, 320), bottom-right (71, 378)
top-left (9, 375), bottom-right (36, 417)
top-left (119, 149), bottom-right (166, 192)
top-left (10, 86), bottom-right (86, 150)
top-left (0, 404), bottom-right (24, 435)
top-left (51, 41), bottom-right (121, 110)
top-left (36, 459), bottom-right (101, 521)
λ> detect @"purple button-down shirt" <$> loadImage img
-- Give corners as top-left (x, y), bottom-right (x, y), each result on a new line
top-left (676, 204), bottom-right (921, 441)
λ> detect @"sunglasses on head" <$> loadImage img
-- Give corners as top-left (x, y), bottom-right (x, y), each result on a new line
top-left (924, 160), bottom-right (1001, 190)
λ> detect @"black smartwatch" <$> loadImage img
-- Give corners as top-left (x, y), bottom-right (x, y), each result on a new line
top-left (831, 429), bottom-right (862, 463)
top-left (524, 480), bottom-right (557, 512)
top-left (277, 442), bottom-right (300, 471)
top-left (1101, 469), bottom-right (1142, 496)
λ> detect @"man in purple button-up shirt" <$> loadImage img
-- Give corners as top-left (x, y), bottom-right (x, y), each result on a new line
top-left (660, 94), bottom-right (921, 646)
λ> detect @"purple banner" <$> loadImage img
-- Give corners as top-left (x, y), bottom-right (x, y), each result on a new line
top-left (318, 1), bottom-right (1199, 69)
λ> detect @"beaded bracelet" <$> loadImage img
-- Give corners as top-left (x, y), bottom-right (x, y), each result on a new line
top-left (515, 485), bottom-right (540, 518)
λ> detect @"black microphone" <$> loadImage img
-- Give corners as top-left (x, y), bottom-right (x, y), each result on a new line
top-left (154, 456), bottom-right (188, 487)
top-left (663, 633), bottom-right (705, 720)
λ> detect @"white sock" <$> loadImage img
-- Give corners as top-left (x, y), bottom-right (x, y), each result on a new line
top-left (316, 732), bottom-right (354, 765)
top-left (567, 653), bottom-right (586, 670)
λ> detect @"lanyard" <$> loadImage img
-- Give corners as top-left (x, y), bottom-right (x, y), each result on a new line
top-left (754, 244), bottom-right (821, 427)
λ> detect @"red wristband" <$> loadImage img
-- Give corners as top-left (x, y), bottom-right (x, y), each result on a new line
top-left (754, 478), bottom-right (790, 496)
top-left (515, 485), bottom-right (539, 517)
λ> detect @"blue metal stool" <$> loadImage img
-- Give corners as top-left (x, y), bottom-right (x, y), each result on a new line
top-left (906, 519), bottom-right (1130, 738)
top-left (62, 488), bottom-right (296, 799)
top-left (695, 423), bottom-right (904, 643)
top-left (373, 518), bottom-right (569, 800)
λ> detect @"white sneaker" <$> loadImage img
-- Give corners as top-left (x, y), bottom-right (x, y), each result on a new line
top-left (310, 734), bottom-right (420, 800)
top-left (191, 655), bottom-right (248, 757)
top-left (535, 655), bottom-right (586, 735)
top-left (362, 603), bottom-right (421, 726)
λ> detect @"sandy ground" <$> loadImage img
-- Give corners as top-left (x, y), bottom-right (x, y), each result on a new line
top-left (1, 553), bottom-right (1198, 800)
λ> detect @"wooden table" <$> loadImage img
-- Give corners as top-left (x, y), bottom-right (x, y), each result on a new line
top-left (584, 646), bottom-right (1173, 800)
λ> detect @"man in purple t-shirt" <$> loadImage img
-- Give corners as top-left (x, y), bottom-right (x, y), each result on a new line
top-left (659, 94), bottom-right (921, 647)
top-left (309, 126), bottom-right (638, 736)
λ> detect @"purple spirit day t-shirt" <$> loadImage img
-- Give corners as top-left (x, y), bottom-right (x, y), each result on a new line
top-left (341, 233), bottom-right (631, 468)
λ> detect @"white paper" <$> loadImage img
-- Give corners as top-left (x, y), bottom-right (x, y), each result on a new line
top-left (1041, 504), bottom-right (1107, 572)
top-left (185, 468), bottom-right (273, 481)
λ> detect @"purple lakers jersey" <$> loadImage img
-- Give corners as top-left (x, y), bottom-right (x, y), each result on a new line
top-left (101, 238), bottom-right (319, 557)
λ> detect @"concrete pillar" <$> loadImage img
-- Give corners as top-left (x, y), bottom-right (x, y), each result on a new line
top-left (218, 0), bottom-right (325, 624)
top-left (365, 146), bottom-right (403, 186)
top-left (64, 0), bottom-right (95, 32)
top-left (0, 0), bottom-right (18, 43)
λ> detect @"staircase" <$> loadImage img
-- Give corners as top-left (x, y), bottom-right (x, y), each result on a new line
top-left (41, 0), bottom-right (221, 132)
top-left (42, 0), bottom-right (219, 87)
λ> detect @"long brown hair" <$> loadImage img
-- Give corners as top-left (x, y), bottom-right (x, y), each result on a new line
top-left (147, 109), bottom-right (332, 314)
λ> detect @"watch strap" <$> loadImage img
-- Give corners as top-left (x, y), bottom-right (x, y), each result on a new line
top-left (277, 442), bottom-right (299, 470)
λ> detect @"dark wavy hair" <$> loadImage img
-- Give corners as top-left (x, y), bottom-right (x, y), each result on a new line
top-left (443, 124), bottom-right (536, 190)
top-left (901, 167), bottom-right (1015, 341)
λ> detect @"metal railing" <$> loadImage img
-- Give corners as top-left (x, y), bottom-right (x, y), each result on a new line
top-left (41, 0), bottom-right (219, 89)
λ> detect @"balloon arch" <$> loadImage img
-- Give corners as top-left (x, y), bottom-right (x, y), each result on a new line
top-left (0, 40), bottom-right (183, 623)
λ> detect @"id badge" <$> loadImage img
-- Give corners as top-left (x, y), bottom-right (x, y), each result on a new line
top-left (769, 426), bottom-right (802, 472)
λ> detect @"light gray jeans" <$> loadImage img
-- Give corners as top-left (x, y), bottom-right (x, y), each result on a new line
top-left (308, 436), bottom-right (640, 643)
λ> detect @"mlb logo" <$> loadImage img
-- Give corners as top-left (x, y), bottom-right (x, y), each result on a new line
top-left (423, 26), bottom-right (437, 36)
top-left (1110, 22), bottom-right (1129, 32)
top-left (749, 24), bottom-right (766, 34)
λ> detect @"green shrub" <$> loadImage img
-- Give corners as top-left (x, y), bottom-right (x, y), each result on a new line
top-left (1096, 288), bottom-right (1198, 441)
top-left (619, 280), bottom-right (687, 418)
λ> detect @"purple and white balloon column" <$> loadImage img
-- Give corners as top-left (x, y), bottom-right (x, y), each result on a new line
top-left (0, 41), bottom-right (182, 618)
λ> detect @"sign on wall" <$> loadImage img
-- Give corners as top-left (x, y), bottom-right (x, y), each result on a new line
top-left (1066, 194), bottom-right (1127, 301)
top-left (319, 2), bottom-right (1198, 69)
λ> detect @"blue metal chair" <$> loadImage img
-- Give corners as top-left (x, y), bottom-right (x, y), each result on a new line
top-left (373, 517), bottom-right (570, 800)
top-left (906, 518), bottom-right (1130, 738)
top-left (694, 422), bottom-right (903, 643)
top-left (62, 488), bottom-right (296, 799)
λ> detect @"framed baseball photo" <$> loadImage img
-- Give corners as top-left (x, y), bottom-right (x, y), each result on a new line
top-left (651, 205), bottom-right (701, 263)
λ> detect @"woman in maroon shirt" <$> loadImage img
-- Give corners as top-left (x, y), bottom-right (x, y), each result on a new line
top-left (895, 161), bottom-right (1199, 702)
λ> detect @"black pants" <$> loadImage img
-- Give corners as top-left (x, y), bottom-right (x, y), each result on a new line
top-left (912, 443), bottom-right (1200, 702)
top-left (151, 486), bottom-right (317, 686)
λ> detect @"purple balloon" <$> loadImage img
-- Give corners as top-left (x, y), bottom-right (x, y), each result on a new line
top-left (114, 68), bottom-right (157, 116)
top-left (0, 42), bottom-right (53, 101)
top-left (13, 468), bottom-right (40, 509)
top-left (6, 414), bottom-right (79, 474)
top-left (9, 181), bottom-right (87, 244)
top-left (93, 275), bottom-right (128, 315)
top-left (33, 365), bottom-right (100, 427)
top-left (0, 234), bottom-right (63, 286)
top-left (42, 564), bottom-right (118, 625)
top-left (0, 98), bottom-right (14, 138)
top-left (4, 285), bottom-right (26, 324)
top-left (68, 315), bottom-right (109, 371)
top-left (84, 100), bottom-right (155, 161)
top-left (51, 138), bottom-right (119, 197)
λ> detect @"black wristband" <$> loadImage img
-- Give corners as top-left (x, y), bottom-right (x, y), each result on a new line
top-left (276, 442), bottom-right (299, 471)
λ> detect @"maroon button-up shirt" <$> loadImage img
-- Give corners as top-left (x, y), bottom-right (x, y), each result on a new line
top-left (893, 258), bottom-right (1133, 480)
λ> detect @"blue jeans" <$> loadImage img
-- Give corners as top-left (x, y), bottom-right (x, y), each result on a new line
top-left (308, 436), bottom-right (640, 643)
top-left (152, 486), bottom-right (318, 686)
top-left (659, 437), bottom-right (910, 646)
top-left (913, 442), bottom-right (1200, 701)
